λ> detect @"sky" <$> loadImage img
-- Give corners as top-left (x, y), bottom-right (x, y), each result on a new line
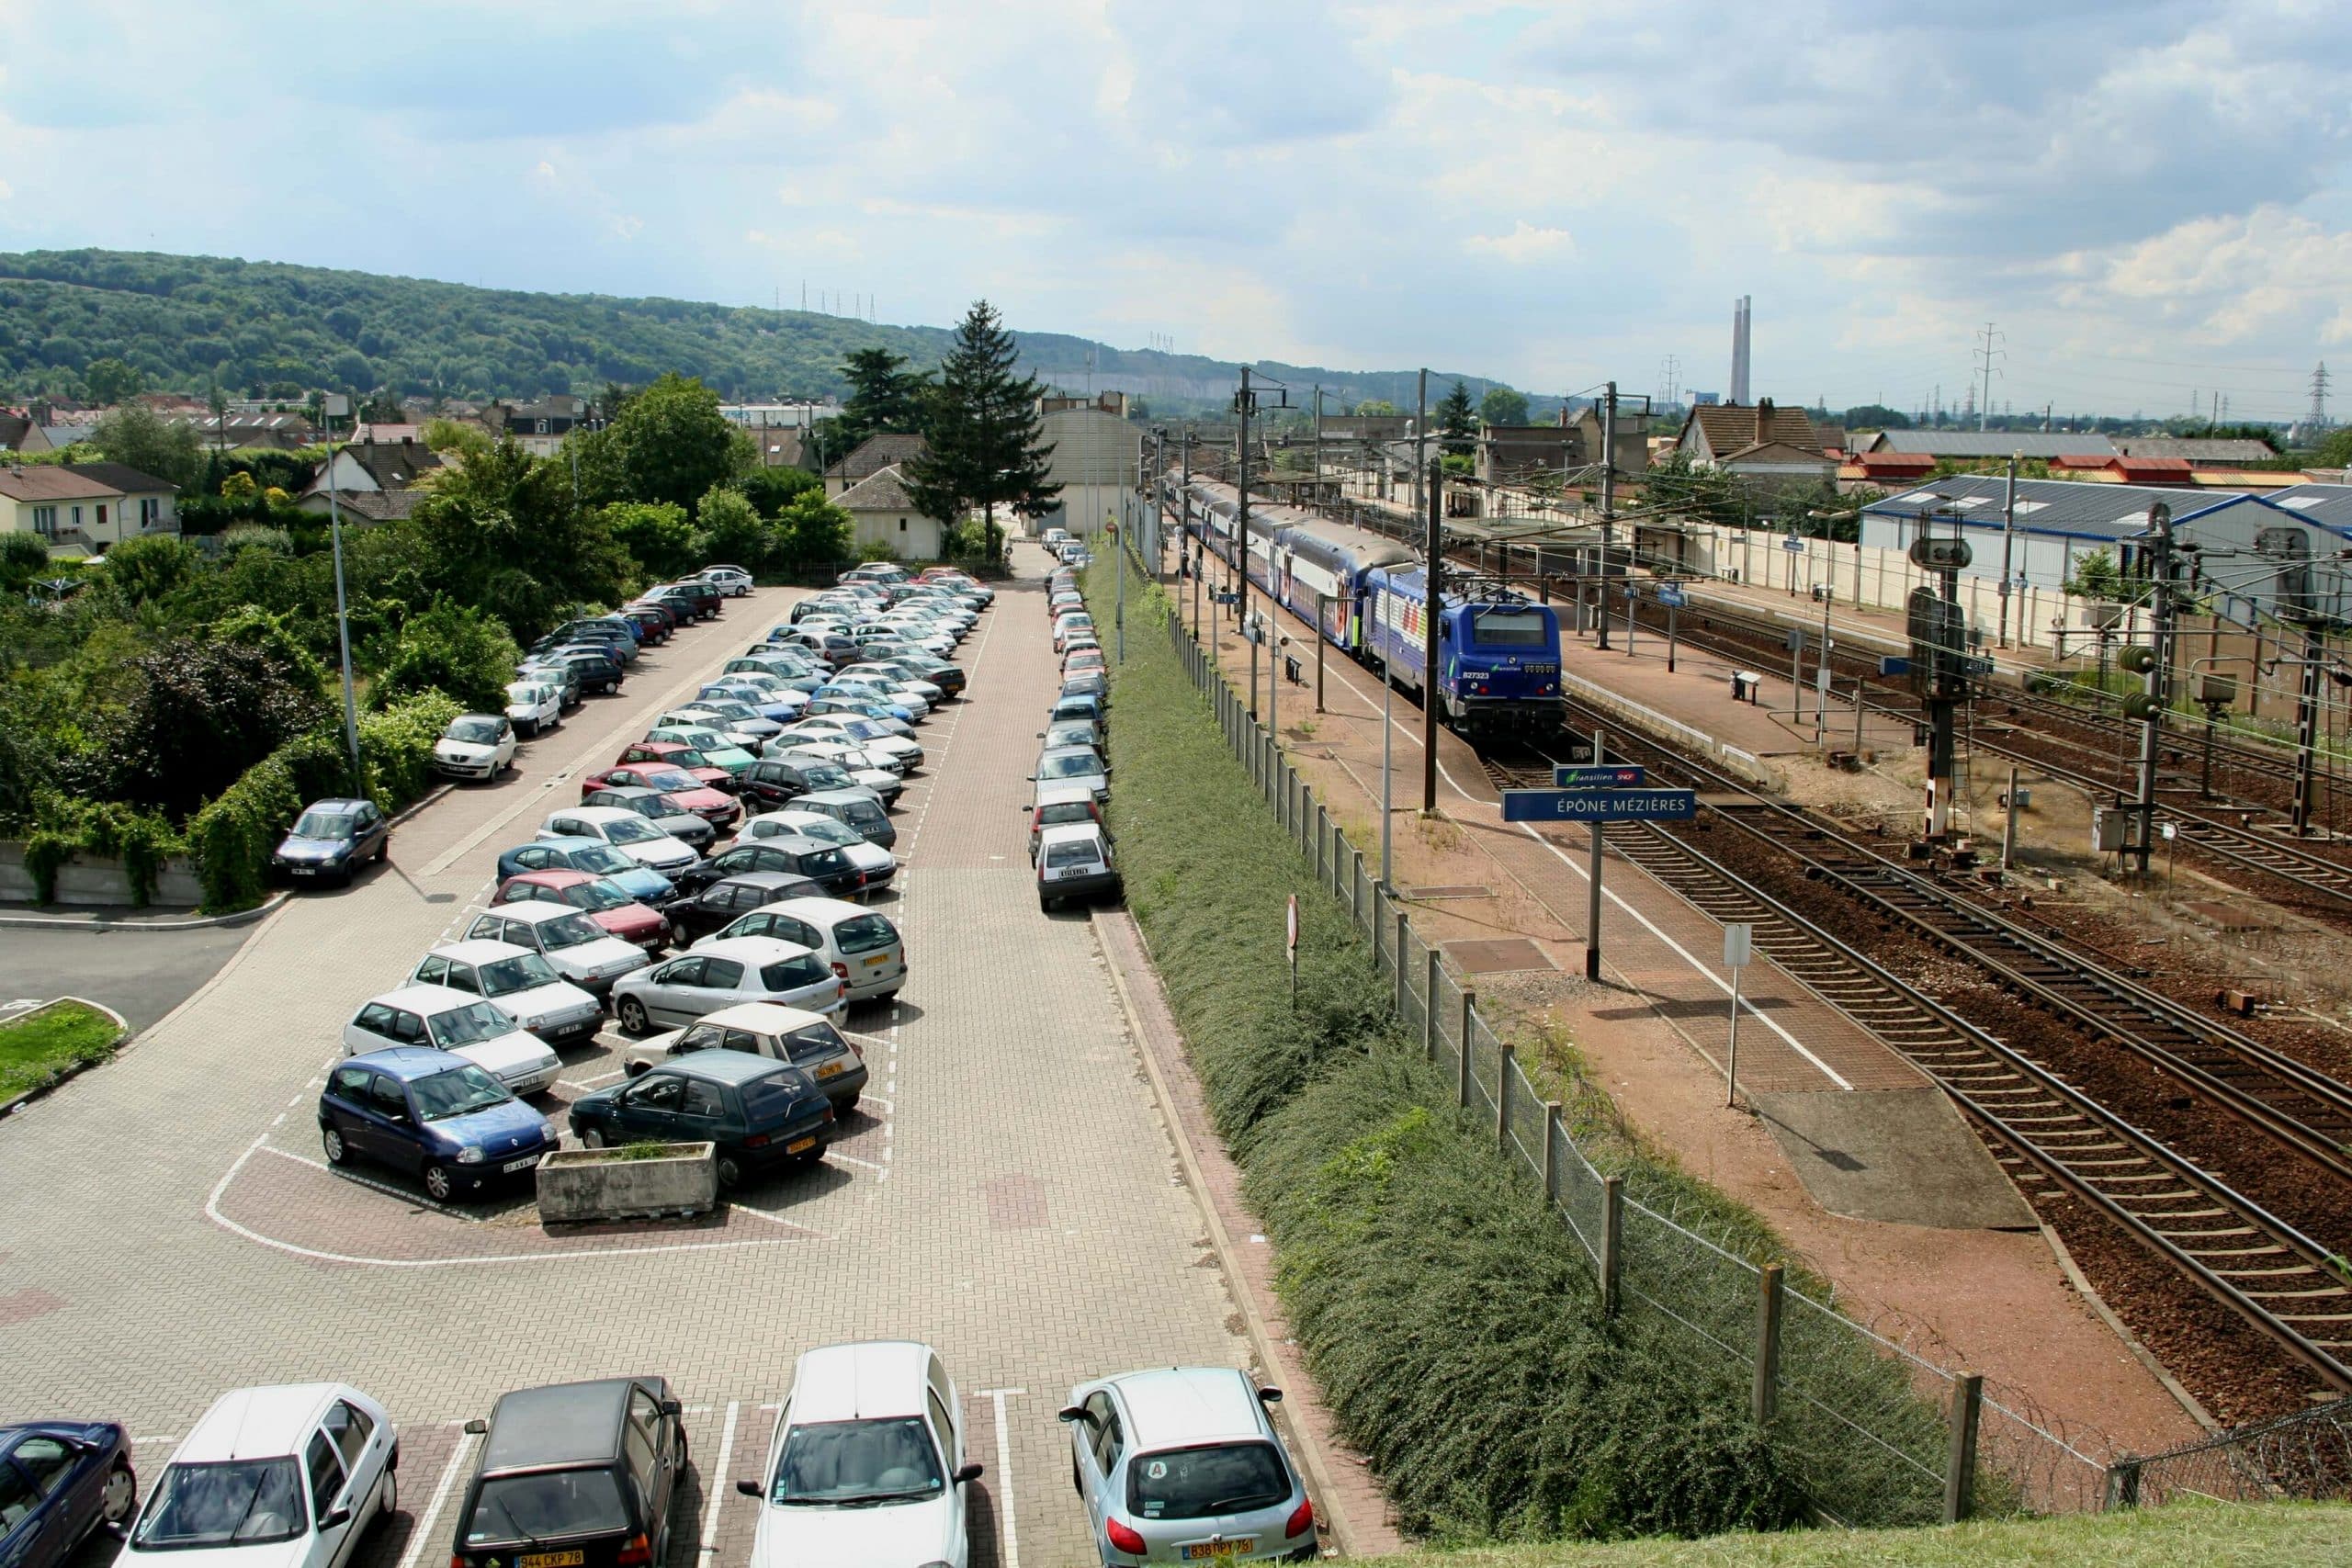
top-left (1, 0), bottom-right (2346, 423)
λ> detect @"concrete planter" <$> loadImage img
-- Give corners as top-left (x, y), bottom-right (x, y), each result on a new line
top-left (0, 841), bottom-right (204, 908)
top-left (536, 1142), bottom-right (718, 1224)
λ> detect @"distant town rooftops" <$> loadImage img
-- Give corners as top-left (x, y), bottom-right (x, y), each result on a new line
top-left (831, 432), bottom-right (927, 481)
top-left (1863, 430), bottom-right (2116, 458)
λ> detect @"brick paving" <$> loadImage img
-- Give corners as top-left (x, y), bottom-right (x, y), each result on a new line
top-left (8, 565), bottom-right (1249, 1568)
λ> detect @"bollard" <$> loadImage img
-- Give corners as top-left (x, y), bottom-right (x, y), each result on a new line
top-left (1457, 988), bottom-right (1476, 1108)
top-left (1542, 1101), bottom-right (1562, 1201)
top-left (1753, 1263), bottom-right (1785, 1427)
top-left (1498, 1044), bottom-right (1514, 1153)
top-left (1600, 1175), bottom-right (1623, 1318)
top-left (1423, 950), bottom-right (1442, 1062)
top-left (1944, 1373), bottom-right (1984, 1523)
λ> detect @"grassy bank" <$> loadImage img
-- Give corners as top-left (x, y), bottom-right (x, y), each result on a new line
top-left (0, 999), bottom-right (125, 1101)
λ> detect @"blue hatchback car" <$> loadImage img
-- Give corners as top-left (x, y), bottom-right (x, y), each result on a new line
top-left (318, 1047), bottom-right (558, 1203)
top-left (0, 1420), bottom-right (137, 1568)
top-left (495, 835), bottom-right (678, 908)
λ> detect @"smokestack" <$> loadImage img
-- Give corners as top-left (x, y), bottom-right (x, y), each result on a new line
top-left (1730, 296), bottom-right (1752, 405)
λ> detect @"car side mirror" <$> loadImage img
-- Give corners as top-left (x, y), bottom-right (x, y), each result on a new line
top-left (1257, 1386), bottom-right (1283, 1404)
top-left (321, 1504), bottom-right (353, 1529)
top-left (661, 1397), bottom-right (684, 1416)
top-left (954, 1462), bottom-right (984, 1484)
top-left (1057, 1405), bottom-right (1084, 1423)
top-left (735, 1479), bottom-right (763, 1498)
top-left (464, 1417), bottom-right (489, 1435)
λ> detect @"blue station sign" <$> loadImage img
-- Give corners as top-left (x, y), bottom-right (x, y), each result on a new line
top-left (1501, 788), bottom-right (1699, 823)
top-left (1657, 586), bottom-right (1688, 608)
top-left (1552, 764), bottom-right (1647, 788)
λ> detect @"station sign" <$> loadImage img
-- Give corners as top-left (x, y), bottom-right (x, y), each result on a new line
top-left (1782, 534), bottom-right (1805, 552)
top-left (1657, 586), bottom-right (1688, 608)
top-left (1211, 590), bottom-right (1239, 604)
top-left (1552, 764), bottom-right (1646, 788)
top-left (1501, 788), bottom-right (1698, 823)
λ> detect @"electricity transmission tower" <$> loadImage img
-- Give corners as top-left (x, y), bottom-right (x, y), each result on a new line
top-left (2311, 363), bottom-right (2333, 430)
top-left (1973, 323), bottom-right (2005, 431)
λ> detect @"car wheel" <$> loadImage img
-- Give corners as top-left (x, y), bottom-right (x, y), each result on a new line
top-left (1072, 1454), bottom-right (1083, 1495)
top-left (322, 1124), bottom-right (350, 1166)
top-left (715, 1155), bottom-right (742, 1189)
top-left (617, 998), bottom-right (650, 1035)
top-left (100, 1458), bottom-right (136, 1529)
top-left (422, 1164), bottom-right (455, 1202)
top-left (582, 1127), bottom-right (608, 1149)
top-left (840, 1092), bottom-right (860, 1112)
top-left (376, 1466), bottom-right (397, 1526)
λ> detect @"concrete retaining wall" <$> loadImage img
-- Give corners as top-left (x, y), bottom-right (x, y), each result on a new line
top-left (536, 1143), bottom-right (718, 1223)
top-left (0, 842), bottom-right (204, 908)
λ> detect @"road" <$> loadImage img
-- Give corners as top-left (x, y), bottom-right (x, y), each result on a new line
top-left (0, 924), bottom-right (256, 1034)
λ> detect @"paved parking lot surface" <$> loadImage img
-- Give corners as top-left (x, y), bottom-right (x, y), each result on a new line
top-left (6, 559), bottom-right (1245, 1568)
top-left (0, 923), bottom-right (257, 1034)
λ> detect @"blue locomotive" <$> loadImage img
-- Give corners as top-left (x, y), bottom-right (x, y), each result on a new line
top-left (1171, 479), bottom-right (1562, 731)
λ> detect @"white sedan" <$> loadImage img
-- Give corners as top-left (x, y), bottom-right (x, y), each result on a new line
top-left (503, 680), bottom-right (564, 738)
top-left (125, 1384), bottom-right (397, 1568)
top-left (432, 715), bottom-right (517, 780)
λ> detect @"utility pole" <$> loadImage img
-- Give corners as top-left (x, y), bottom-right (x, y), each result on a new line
top-left (1422, 457), bottom-right (1442, 814)
top-left (1973, 323), bottom-right (2004, 432)
top-left (1412, 368), bottom-right (1427, 522)
top-left (2125, 503), bottom-right (2175, 876)
top-left (1596, 382), bottom-right (1617, 651)
top-left (1238, 367), bottom-right (1255, 687)
top-left (2292, 629), bottom-right (2325, 836)
top-left (1312, 384), bottom-right (1323, 495)
top-left (1996, 453), bottom-right (2018, 648)
top-left (320, 400), bottom-right (362, 795)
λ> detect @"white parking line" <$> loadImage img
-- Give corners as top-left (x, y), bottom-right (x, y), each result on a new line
top-left (979, 1389), bottom-right (1023, 1568)
top-left (398, 1431), bottom-right (477, 1568)
top-left (726, 1203), bottom-right (835, 1240)
top-left (252, 1143), bottom-right (491, 1220)
top-left (699, 1401), bottom-right (740, 1557)
top-left (825, 1151), bottom-right (887, 1171)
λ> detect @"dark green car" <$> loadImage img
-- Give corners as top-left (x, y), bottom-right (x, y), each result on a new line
top-left (567, 1052), bottom-right (834, 1188)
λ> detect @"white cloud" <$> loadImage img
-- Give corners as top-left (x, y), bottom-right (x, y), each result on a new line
top-left (1464, 221), bottom-right (1575, 264)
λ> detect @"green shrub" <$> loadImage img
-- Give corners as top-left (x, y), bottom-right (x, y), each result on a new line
top-left (358, 690), bottom-right (460, 806)
top-left (21, 795), bottom-right (184, 906)
top-left (370, 601), bottom-right (518, 713)
top-left (187, 750), bottom-right (302, 911)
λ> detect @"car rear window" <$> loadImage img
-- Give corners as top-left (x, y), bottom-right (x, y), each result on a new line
top-left (538, 912), bottom-right (605, 950)
top-left (1127, 1441), bottom-right (1289, 1522)
top-left (740, 1072), bottom-right (816, 1121)
top-left (834, 914), bottom-right (898, 954)
top-left (1045, 840), bottom-right (1102, 869)
top-left (463, 1468), bottom-right (629, 1547)
top-left (760, 955), bottom-right (831, 992)
top-left (1040, 803), bottom-right (1095, 827)
top-left (779, 1021), bottom-right (850, 1062)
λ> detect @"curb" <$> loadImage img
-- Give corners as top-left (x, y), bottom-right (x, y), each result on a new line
top-left (0, 891), bottom-right (289, 932)
top-left (0, 996), bottom-right (131, 1120)
top-left (1091, 908), bottom-right (1370, 1559)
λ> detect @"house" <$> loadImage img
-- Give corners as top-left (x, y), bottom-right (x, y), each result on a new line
top-left (302, 439), bottom-right (444, 499)
top-left (1316, 413), bottom-right (1417, 443)
top-left (1036, 396), bottom-right (1139, 538)
top-left (1838, 450), bottom-right (1938, 490)
top-left (1860, 430), bottom-right (2115, 459)
top-left (824, 433), bottom-right (929, 497)
top-left (2114, 437), bottom-right (2278, 463)
top-left (186, 411), bottom-right (317, 449)
top-left (0, 461), bottom-right (179, 549)
top-left (1674, 399), bottom-right (1824, 464)
top-left (485, 396), bottom-right (590, 456)
top-left (348, 422), bottom-right (425, 445)
top-left (834, 465), bottom-right (941, 558)
top-left (0, 414), bottom-right (30, 452)
top-left (296, 489), bottom-right (424, 525)
top-left (1476, 424), bottom-right (1576, 486)
top-left (1713, 439), bottom-right (1838, 495)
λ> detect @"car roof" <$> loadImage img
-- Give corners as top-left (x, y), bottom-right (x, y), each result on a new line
top-left (303, 797), bottom-right (372, 813)
top-left (1038, 822), bottom-right (1108, 848)
top-left (695, 1000), bottom-right (826, 1034)
top-left (556, 806), bottom-right (639, 826)
top-left (738, 831), bottom-right (825, 852)
top-left (429, 939), bottom-right (531, 965)
top-left (797, 789), bottom-right (880, 808)
top-left (350, 1045), bottom-right (473, 1081)
top-left (508, 867), bottom-right (594, 886)
top-left (481, 1380), bottom-right (641, 1472)
top-left (654, 1049), bottom-right (795, 1087)
top-left (1040, 746), bottom-right (1104, 764)
top-left (719, 873), bottom-right (820, 898)
top-left (789, 1341), bottom-right (935, 1424)
top-left (695, 935), bottom-right (811, 964)
top-left (1034, 785), bottom-right (1097, 808)
top-left (1103, 1368), bottom-right (1262, 1450)
top-left (770, 895), bottom-right (876, 923)
top-left (485, 900), bottom-right (592, 928)
top-left (177, 1383), bottom-right (346, 1461)
top-left (368, 982), bottom-right (488, 1015)
top-left (590, 784), bottom-right (660, 801)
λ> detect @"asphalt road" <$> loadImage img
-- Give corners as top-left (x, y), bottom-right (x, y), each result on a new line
top-left (0, 922), bottom-right (257, 1033)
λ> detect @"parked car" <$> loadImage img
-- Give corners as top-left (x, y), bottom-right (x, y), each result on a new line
top-left (449, 1380), bottom-right (685, 1568)
top-left (521, 660), bottom-right (584, 708)
top-left (617, 604), bottom-right (673, 643)
top-left (673, 838), bottom-right (865, 899)
top-left (741, 1342), bottom-right (978, 1568)
top-left (318, 1047), bottom-right (558, 1201)
top-left (410, 940), bottom-right (605, 1047)
top-left (692, 697), bottom-right (786, 739)
top-left (503, 680), bottom-right (565, 739)
top-left (737, 809), bottom-right (897, 888)
top-left (614, 740), bottom-right (737, 794)
top-left (492, 870), bottom-right (671, 952)
top-left (739, 756), bottom-right (891, 814)
top-left (0, 1419), bottom-right (136, 1568)
top-left (581, 765), bottom-right (739, 824)
top-left (612, 935), bottom-right (843, 1032)
top-left (1048, 694), bottom-right (1106, 728)
top-left (790, 789), bottom-right (898, 852)
top-left (699, 681), bottom-right (805, 722)
top-left (1061, 671), bottom-right (1111, 708)
top-left (433, 714), bottom-right (518, 781)
top-left (495, 835), bottom-right (676, 908)
top-left (697, 566), bottom-right (753, 597)
top-left (463, 900), bottom-right (650, 997)
top-left (764, 742), bottom-right (903, 803)
top-left (621, 1001), bottom-right (867, 1109)
top-left (666, 870), bottom-right (831, 943)
top-left (695, 897), bottom-right (904, 1004)
top-left (582, 786), bottom-right (718, 850)
top-left (124, 1385), bottom-right (396, 1568)
top-left (539, 806), bottom-right (700, 876)
top-left (569, 1055), bottom-right (833, 1188)
top-left (1041, 717), bottom-right (1103, 752)
top-left (643, 726), bottom-right (758, 777)
top-left (787, 716), bottom-right (922, 769)
top-left (522, 648), bottom-right (622, 695)
top-left (1036, 823), bottom-right (1122, 911)
top-left (1028, 785), bottom-right (1106, 862)
top-left (1031, 744), bottom-right (1111, 806)
top-left (343, 984), bottom-right (562, 1095)
top-left (1060, 1368), bottom-right (1316, 1565)
top-left (271, 798), bottom-right (389, 885)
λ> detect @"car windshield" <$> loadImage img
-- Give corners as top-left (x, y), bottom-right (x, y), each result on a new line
top-left (477, 953), bottom-right (561, 996)
top-left (410, 1064), bottom-right (511, 1121)
top-left (462, 1469), bottom-right (629, 1548)
top-left (1471, 609), bottom-right (1550, 647)
top-left (834, 913), bottom-right (898, 954)
top-left (761, 955), bottom-right (831, 991)
top-left (838, 719), bottom-right (886, 740)
top-left (603, 817), bottom-right (665, 845)
top-left (291, 808), bottom-right (356, 840)
top-left (570, 844), bottom-right (634, 876)
top-left (427, 1004), bottom-right (516, 1050)
top-left (1127, 1441), bottom-right (1290, 1522)
top-left (840, 800), bottom-right (888, 829)
top-left (1046, 840), bottom-right (1102, 869)
top-left (769, 1416), bottom-right (944, 1505)
top-left (569, 880), bottom-right (633, 914)
top-left (801, 764), bottom-right (854, 790)
top-left (447, 717), bottom-right (505, 745)
top-left (668, 750), bottom-right (711, 769)
top-left (792, 819), bottom-right (860, 848)
top-left (1039, 753), bottom-right (1102, 779)
top-left (644, 770), bottom-right (702, 793)
top-left (132, 1459), bottom-right (305, 1550)
top-left (505, 683), bottom-right (546, 704)
top-left (636, 795), bottom-right (687, 819)
top-left (538, 912), bottom-right (605, 950)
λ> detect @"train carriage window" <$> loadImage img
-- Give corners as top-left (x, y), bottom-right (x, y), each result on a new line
top-left (1470, 610), bottom-right (1550, 647)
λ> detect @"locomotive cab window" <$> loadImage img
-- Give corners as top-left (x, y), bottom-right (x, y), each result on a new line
top-left (1470, 610), bottom-right (1549, 647)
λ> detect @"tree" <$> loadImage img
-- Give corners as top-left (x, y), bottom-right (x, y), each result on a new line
top-left (0, 531), bottom-right (50, 592)
top-left (372, 601), bottom-right (521, 713)
top-left (903, 300), bottom-right (1060, 544)
top-left (695, 484), bottom-right (772, 573)
top-left (91, 402), bottom-right (203, 491)
top-left (422, 418), bottom-right (492, 461)
top-left (87, 638), bottom-right (327, 819)
top-left (1437, 380), bottom-right (1476, 455)
top-left (833, 347), bottom-right (933, 451)
top-left (2315, 427), bottom-right (2352, 469)
top-left (1353, 399), bottom-right (1398, 416)
top-left (360, 387), bottom-right (406, 423)
top-left (95, 534), bottom-right (199, 605)
top-left (601, 502), bottom-right (696, 580)
top-left (1841, 404), bottom-right (1913, 431)
top-left (83, 356), bottom-right (143, 405)
top-left (602, 371), bottom-right (737, 511)
top-left (411, 437), bottom-right (631, 639)
top-left (736, 466), bottom-right (822, 518)
top-left (770, 488), bottom-right (854, 576)
top-left (1478, 387), bottom-right (1530, 429)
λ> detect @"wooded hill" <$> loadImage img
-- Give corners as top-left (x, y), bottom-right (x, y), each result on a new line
top-left (0, 249), bottom-right (1504, 413)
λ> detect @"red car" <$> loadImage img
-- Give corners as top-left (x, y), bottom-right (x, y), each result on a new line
top-left (578, 764), bottom-right (740, 826)
top-left (614, 740), bottom-right (735, 794)
top-left (492, 870), bottom-right (670, 951)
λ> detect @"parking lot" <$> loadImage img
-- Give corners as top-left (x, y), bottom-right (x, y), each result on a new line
top-left (6, 547), bottom-right (1246, 1568)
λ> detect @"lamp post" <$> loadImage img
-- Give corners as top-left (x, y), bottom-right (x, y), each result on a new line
top-left (320, 394), bottom-right (362, 795)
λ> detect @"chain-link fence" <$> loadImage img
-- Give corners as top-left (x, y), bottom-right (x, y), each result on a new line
top-left (2103, 1394), bottom-right (2352, 1508)
top-left (1147, 564), bottom-right (2132, 1525)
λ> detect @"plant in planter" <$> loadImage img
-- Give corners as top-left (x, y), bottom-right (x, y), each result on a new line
top-left (536, 1140), bottom-right (718, 1224)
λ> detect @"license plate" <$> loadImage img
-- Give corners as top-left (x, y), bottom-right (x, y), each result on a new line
top-left (1182, 1541), bottom-right (1254, 1561)
top-left (862, 953), bottom-right (888, 966)
top-left (290, 867), bottom-right (316, 876)
top-left (786, 1135), bottom-right (818, 1154)
top-left (517, 1553), bottom-right (583, 1568)
top-left (503, 1156), bottom-right (539, 1174)
top-left (816, 1061), bottom-right (844, 1079)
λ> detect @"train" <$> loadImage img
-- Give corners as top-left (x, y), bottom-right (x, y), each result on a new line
top-left (1164, 478), bottom-right (1563, 731)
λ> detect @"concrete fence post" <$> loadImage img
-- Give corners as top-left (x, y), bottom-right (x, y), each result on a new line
top-left (1753, 1263), bottom-right (1785, 1427)
top-left (1423, 950), bottom-right (1441, 1062)
top-left (1944, 1373), bottom-right (1984, 1523)
top-left (1351, 851), bottom-right (1364, 928)
top-left (1497, 1044), bottom-right (1514, 1153)
top-left (1315, 806), bottom-right (1328, 887)
top-left (1600, 1175), bottom-right (1623, 1316)
top-left (1542, 1101), bottom-right (1562, 1201)
top-left (2102, 1457), bottom-right (2143, 1512)
top-left (1393, 908), bottom-right (1409, 1013)
top-left (1457, 988), bottom-right (1476, 1109)
top-left (1370, 884), bottom-right (1385, 971)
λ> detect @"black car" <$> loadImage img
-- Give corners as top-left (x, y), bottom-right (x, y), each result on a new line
top-left (454, 1379), bottom-right (685, 1568)
top-left (673, 839), bottom-right (861, 899)
top-left (650, 581), bottom-right (719, 621)
top-left (271, 797), bottom-right (390, 885)
top-left (736, 756), bottom-right (864, 811)
top-left (570, 1055), bottom-right (833, 1187)
top-left (667, 870), bottom-right (827, 941)
top-left (0, 1420), bottom-right (137, 1568)
top-left (543, 648), bottom-right (625, 694)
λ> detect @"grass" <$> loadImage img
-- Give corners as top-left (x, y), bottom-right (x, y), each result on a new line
top-left (613, 1140), bottom-right (676, 1161)
top-left (0, 1000), bottom-right (124, 1101)
top-left (1360, 1501), bottom-right (2352, 1566)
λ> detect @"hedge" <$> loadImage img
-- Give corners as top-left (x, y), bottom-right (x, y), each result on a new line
top-left (22, 796), bottom-right (184, 907)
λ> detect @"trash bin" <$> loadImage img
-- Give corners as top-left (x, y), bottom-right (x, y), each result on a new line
top-left (1730, 671), bottom-right (1760, 704)
top-left (1283, 654), bottom-right (1303, 684)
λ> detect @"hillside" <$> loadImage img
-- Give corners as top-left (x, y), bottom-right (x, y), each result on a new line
top-left (0, 249), bottom-right (1503, 412)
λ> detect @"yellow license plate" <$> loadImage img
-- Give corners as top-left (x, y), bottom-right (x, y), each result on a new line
top-left (518, 1553), bottom-right (583, 1568)
top-left (816, 1061), bottom-right (844, 1078)
top-left (862, 953), bottom-right (888, 965)
top-left (1182, 1542), bottom-right (1254, 1561)
top-left (786, 1135), bottom-right (818, 1154)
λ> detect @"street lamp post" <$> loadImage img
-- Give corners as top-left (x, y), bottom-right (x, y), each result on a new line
top-left (320, 396), bottom-right (362, 794)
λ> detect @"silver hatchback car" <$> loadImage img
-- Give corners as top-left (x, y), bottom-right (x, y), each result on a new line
top-left (1060, 1367), bottom-right (1316, 1564)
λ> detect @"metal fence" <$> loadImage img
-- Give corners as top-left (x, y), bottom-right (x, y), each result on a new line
top-left (1127, 544), bottom-right (2130, 1527)
top-left (2103, 1394), bottom-right (2352, 1508)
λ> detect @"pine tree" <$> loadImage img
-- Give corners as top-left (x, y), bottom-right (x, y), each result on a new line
top-left (903, 300), bottom-right (1061, 553)
top-left (834, 347), bottom-right (933, 451)
top-left (1438, 378), bottom-right (1477, 455)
